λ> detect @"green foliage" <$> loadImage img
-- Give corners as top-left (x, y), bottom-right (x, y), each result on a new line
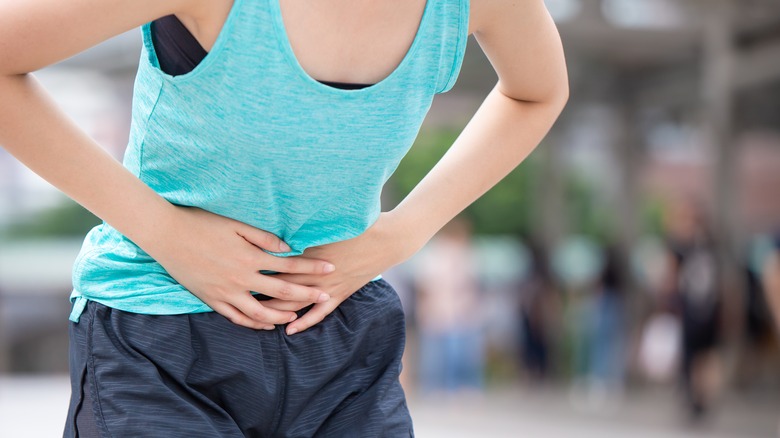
top-left (639, 195), bottom-right (668, 236)
top-left (387, 126), bottom-right (541, 236)
top-left (2, 200), bottom-right (100, 239)
top-left (563, 172), bottom-right (611, 240)
top-left (387, 126), bottom-right (654, 241)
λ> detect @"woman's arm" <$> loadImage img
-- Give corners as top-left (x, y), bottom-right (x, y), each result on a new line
top-left (270, 0), bottom-right (570, 334)
top-left (390, 0), bottom-right (569, 245)
top-left (0, 0), bottom-right (334, 328)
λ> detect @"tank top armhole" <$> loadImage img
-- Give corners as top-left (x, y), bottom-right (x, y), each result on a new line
top-left (436, 0), bottom-right (470, 94)
top-left (139, 0), bottom-right (246, 84)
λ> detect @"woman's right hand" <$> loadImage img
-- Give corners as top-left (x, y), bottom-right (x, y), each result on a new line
top-left (147, 205), bottom-right (335, 330)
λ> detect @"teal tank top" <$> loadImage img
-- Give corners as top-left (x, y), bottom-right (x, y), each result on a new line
top-left (69, 0), bottom-right (470, 322)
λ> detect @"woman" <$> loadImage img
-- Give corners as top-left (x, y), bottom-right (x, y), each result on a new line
top-left (0, 0), bottom-right (568, 436)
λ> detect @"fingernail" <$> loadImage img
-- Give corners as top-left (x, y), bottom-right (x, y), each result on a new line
top-left (287, 328), bottom-right (298, 336)
top-left (279, 242), bottom-right (291, 252)
top-left (323, 263), bottom-right (335, 273)
top-left (263, 325), bottom-right (275, 330)
top-left (317, 293), bottom-right (330, 303)
top-left (289, 314), bottom-right (297, 322)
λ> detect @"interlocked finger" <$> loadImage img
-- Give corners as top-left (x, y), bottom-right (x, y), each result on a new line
top-left (211, 302), bottom-right (276, 330)
top-left (260, 253), bottom-right (335, 275)
top-left (285, 300), bottom-right (340, 335)
top-left (252, 274), bottom-right (329, 303)
top-left (262, 298), bottom-right (311, 312)
top-left (232, 293), bottom-right (299, 325)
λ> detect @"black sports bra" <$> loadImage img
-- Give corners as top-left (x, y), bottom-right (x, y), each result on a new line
top-left (150, 14), bottom-right (375, 90)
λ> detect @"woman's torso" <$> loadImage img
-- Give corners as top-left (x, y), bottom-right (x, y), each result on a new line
top-left (68, 0), bottom-right (471, 322)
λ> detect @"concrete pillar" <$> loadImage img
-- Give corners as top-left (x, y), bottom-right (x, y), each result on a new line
top-left (537, 128), bottom-right (566, 252)
top-left (612, 81), bottom-right (642, 296)
top-left (700, 0), bottom-right (743, 382)
top-left (702, 0), bottom-right (738, 256)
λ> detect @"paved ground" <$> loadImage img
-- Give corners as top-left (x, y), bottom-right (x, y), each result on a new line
top-left (1, 375), bottom-right (777, 437)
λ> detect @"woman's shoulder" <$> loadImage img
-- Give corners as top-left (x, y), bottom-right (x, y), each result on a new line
top-left (466, 0), bottom-right (550, 37)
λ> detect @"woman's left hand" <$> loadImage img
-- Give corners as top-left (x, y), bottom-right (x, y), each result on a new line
top-left (263, 212), bottom-right (418, 335)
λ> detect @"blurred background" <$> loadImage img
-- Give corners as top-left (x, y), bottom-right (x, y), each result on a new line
top-left (2, 0), bottom-right (780, 436)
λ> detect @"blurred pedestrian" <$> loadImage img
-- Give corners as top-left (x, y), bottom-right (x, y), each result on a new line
top-left (414, 216), bottom-right (485, 396)
top-left (662, 197), bottom-right (723, 420)
top-left (584, 244), bottom-right (627, 403)
top-left (517, 239), bottom-right (557, 381)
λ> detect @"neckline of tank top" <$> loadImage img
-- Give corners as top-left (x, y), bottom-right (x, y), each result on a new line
top-left (151, 14), bottom-right (375, 89)
top-left (268, 0), bottom-right (434, 95)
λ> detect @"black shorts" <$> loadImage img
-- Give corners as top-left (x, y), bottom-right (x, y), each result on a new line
top-left (63, 279), bottom-right (413, 437)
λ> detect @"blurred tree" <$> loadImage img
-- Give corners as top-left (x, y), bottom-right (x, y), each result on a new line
top-left (389, 126), bottom-right (629, 241)
top-left (1, 200), bottom-right (100, 239)
top-left (563, 172), bottom-right (610, 240)
top-left (388, 127), bottom-right (542, 236)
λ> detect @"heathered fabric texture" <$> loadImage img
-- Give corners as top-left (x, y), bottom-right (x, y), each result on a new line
top-left (69, 0), bottom-right (469, 322)
top-left (64, 279), bottom-right (412, 437)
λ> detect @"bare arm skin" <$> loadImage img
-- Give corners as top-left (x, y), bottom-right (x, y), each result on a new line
top-left (0, 0), bottom-right (335, 329)
top-left (269, 0), bottom-right (570, 334)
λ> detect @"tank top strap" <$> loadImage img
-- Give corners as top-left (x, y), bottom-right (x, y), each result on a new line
top-left (227, 0), bottom-right (284, 62)
top-left (423, 0), bottom-right (470, 94)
